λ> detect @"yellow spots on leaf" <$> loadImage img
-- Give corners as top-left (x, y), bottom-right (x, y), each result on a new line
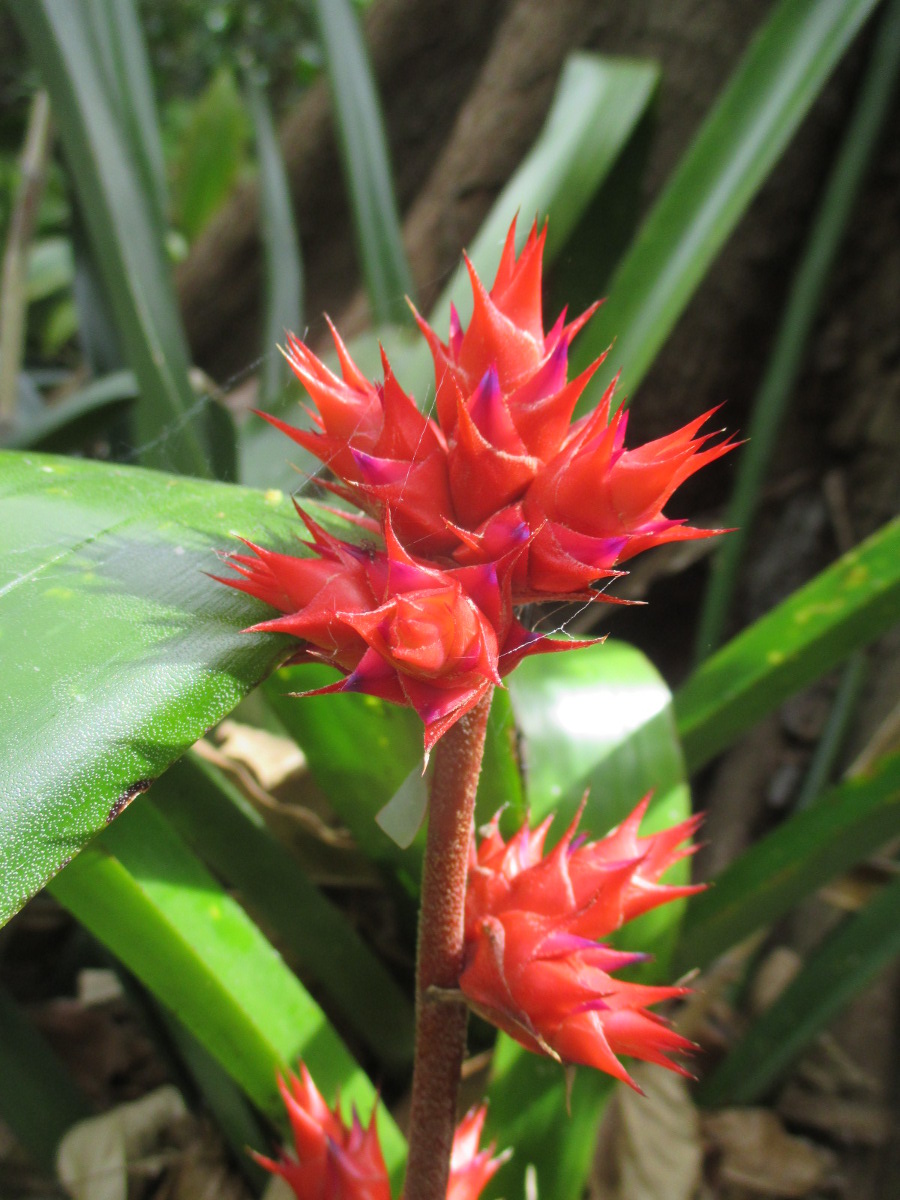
top-left (793, 600), bottom-right (843, 625)
top-left (844, 564), bottom-right (870, 588)
top-left (44, 586), bottom-right (74, 601)
top-left (264, 488), bottom-right (284, 507)
top-left (766, 649), bottom-right (785, 666)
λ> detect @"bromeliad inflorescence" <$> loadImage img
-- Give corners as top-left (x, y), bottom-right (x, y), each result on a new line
top-left (220, 219), bottom-right (733, 753)
top-left (221, 218), bottom-right (731, 1200)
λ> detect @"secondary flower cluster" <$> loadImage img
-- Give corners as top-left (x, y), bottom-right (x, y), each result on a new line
top-left (255, 1065), bottom-right (507, 1200)
top-left (219, 218), bottom-right (731, 751)
top-left (460, 797), bottom-right (702, 1088)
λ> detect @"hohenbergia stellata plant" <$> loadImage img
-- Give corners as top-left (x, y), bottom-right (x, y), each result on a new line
top-left (218, 219), bottom-right (733, 1200)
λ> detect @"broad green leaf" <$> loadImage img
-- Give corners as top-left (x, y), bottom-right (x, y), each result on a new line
top-left (311, 0), bottom-right (415, 325)
top-left (0, 985), bottom-right (89, 1169)
top-left (696, 867), bottom-right (900, 1108)
top-left (246, 77), bottom-right (304, 407)
top-left (172, 67), bottom-right (249, 241)
top-left (12, 2), bottom-right (210, 476)
top-left (572, 0), bottom-right (882, 411)
top-left (48, 800), bottom-right (406, 1177)
top-left (675, 518), bottom-right (900, 772)
top-left (0, 450), bottom-right (306, 927)
top-left (487, 640), bottom-right (691, 1200)
top-left (675, 751), bottom-right (900, 974)
top-left (696, 0), bottom-right (900, 656)
top-left (154, 751), bottom-right (414, 1069)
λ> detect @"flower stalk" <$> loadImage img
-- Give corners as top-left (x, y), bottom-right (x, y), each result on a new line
top-left (405, 690), bottom-right (493, 1200)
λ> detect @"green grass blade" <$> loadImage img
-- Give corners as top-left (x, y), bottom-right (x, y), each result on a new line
top-left (246, 76), bottom-right (305, 408)
top-left (675, 517), bottom-right (900, 772)
top-left (571, 0), bottom-right (882, 410)
top-left (47, 800), bottom-right (407, 1177)
top-left (2, 369), bottom-right (137, 452)
top-left (82, 0), bottom-right (169, 231)
top-left (0, 985), bottom-right (89, 1170)
top-left (153, 751), bottom-right (414, 1069)
top-left (0, 450), bottom-right (307, 927)
top-left (696, 867), bottom-right (900, 1107)
top-left (11, 1), bottom-right (211, 477)
top-left (695, 0), bottom-right (900, 657)
top-left (675, 751), bottom-right (900, 973)
top-left (310, 0), bottom-right (414, 325)
top-left (794, 651), bottom-right (868, 811)
top-left (487, 640), bottom-right (691, 1200)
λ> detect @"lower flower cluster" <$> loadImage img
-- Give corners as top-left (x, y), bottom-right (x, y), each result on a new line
top-left (460, 797), bottom-right (701, 1087)
top-left (255, 1065), bottom-right (507, 1200)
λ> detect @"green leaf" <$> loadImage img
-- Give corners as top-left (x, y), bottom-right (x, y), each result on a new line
top-left (0, 449), bottom-right (306, 928)
top-left (675, 751), bottom-right (900, 974)
top-left (675, 518), bottom-right (900, 772)
top-left (695, 0), bottom-right (900, 656)
top-left (572, 0), bottom-right (882, 411)
top-left (153, 751), bottom-right (414, 1069)
top-left (487, 640), bottom-right (691, 1200)
top-left (265, 671), bottom-right (523, 885)
top-left (81, 0), bottom-right (169, 232)
top-left (172, 67), bottom-right (249, 241)
top-left (310, 0), bottom-right (415, 324)
top-left (696, 866), bottom-right (900, 1108)
top-left (48, 800), bottom-right (406, 1177)
top-left (264, 662), bottom-right (426, 885)
top-left (12, 1), bottom-right (210, 476)
top-left (246, 77), bottom-right (304, 407)
top-left (0, 985), bottom-right (89, 1169)
top-left (26, 235), bottom-right (73, 303)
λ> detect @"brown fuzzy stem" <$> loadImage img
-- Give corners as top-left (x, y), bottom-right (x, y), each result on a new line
top-left (403, 690), bottom-right (493, 1200)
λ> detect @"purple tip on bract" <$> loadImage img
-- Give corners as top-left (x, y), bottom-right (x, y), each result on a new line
top-left (351, 447), bottom-right (406, 485)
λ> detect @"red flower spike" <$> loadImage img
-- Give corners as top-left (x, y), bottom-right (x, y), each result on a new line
top-left (252, 1065), bottom-right (390, 1200)
top-left (256, 1070), bottom-right (508, 1200)
top-left (459, 800), bottom-right (703, 1088)
top-left (445, 1105), bottom-right (510, 1200)
top-left (265, 216), bottom-right (731, 600)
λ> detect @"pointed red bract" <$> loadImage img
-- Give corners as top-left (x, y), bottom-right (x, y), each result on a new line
top-left (253, 1066), bottom-right (390, 1200)
top-left (255, 1070), bottom-right (507, 1200)
top-left (459, 800), bottom-right (703, 1088)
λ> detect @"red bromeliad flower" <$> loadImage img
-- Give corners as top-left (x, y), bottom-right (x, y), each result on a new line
top-left (255, 1067), bottom-right (507, 1200)
top-left (459, 798), bottom-right (702, 1088)
top-left (219, 216), bottom-right (731, 749)
top-left (253, 1066), bottom-right (390, 1200)
top-left (445, 1105), bottom-right (509, 1200)
top-left (262, 219), bottom-right (733, 596)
